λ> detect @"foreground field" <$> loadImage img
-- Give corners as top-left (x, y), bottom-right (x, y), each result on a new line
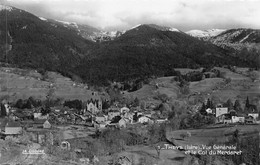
top-left (166, 124), bottom-right (260, 147)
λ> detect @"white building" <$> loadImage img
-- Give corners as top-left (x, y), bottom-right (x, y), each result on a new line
top-left (138, 116), bottom-right (152, 124)
top-left (86, 99), bottom-right (102, 115)
top-left (215, 107), bottom-right (228, 117)
top-left (120, 107), bottom-right (130, 114)
top-left (118, 118), bottom-right (128, 128)
top-left (95, 115), bottom-right (106, 123)
top-left (248, 113), bottom-right (259, 120)
top-left (231, 116), bottom-right (245, 123)
top-left (206, 108), bottom-right (213, 114)
top-left (33, 113), bottom-right (49, 120)
top-left (108, 110), bottom-right (120, 120)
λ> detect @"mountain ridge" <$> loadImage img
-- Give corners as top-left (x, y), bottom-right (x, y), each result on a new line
top-left (0, 5), bottom-right (257, 86)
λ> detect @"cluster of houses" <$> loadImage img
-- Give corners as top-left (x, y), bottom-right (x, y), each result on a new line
top-left (0, 102), bottom-right (54, 144)
top-left (0, 93), bottom-right (169, 146)
top-left (92, 105), bottom-right (167, 129)
top-left (205, 104), bottom-right (259, 124)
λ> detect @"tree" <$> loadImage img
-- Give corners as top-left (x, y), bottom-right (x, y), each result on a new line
top-left (206, 98), bottom-right (213, 109)
top-left (63, 100), bottom-right (83, 110)
top-left (41, 107), bottom-right (50, 116)
top-left (224, 99), bottom-right (233, 110)
top-left (245, 96), bottom-right (250, 109)
top-left (0, 103), bottom-right (7, 117)
top-left (167, 106), bottom-right (176, 120)
top-left (133, 97), bottom-right (140, 107)
top-left (249, 71), bottom-right (257, 82)
top-left (102, 101), bottom-right (110, 110)
top-left (15, 99), bottom-right (24, 109)
top-left (200, 103), bottom-right (207, 115)
top-left (234, 99), bottom-right (242, 112)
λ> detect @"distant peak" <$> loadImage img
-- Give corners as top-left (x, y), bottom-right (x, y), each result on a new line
top-left (128, 24), bottom-right (180, 32)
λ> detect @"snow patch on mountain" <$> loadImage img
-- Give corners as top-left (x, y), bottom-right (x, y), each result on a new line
top-left (0, 5), bottom-right (13, 11)
top-left (55, 20), bottom-right (79, 28)
top-left (239, 33), bottom-right (252, 43)
top-left (39, 17), bottom-right (47, 21)
top-left (186, 29), bottom-right (226, 38)
top-left (129, 24), bottom-right (142, 30)
top-left (169, 28), bottom-right (180, 32)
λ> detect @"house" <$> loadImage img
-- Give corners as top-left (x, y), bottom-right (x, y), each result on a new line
top-left (94, 121), bottom-right (107, 129)
top-left (155, 118), bottom-right (168, 124)
top-left (120, 107), bottom-right (130, 114)
top-left (123, 113), bottom-right (134, 123)
top-left (0, 119), bottom-right (22, 137)
top-left (138, 116), bottom-right (151, 124)
top-left (33, 119), bottom-right (52, 129)
top-left (216, 113), bottom-right (231, 123)
top-left (215, 107), bottom-right (228, 117)
top-left (8, 112), bottom-right (22, 121)
top-left (34, 112), bottom-right (49, 120)
top-left (94, 115), bottom-right (106, 123)
top-left (206, 108), bottom-right (213, 114)
top-left (86, 97), bottom-right (102, 115)
top-left (231, 116), bottom-right (245, 123)
top-left (245, 116), bottom-right (255, 124)
top-left (14, 111), bottom-right (33, 120)
top-left (43, 120), bottom-right (52, 129)
top-left (118, 118), bottom-right (128, 128)
top-left (248, 113), bottom-right (259, 120)
top-left (224, 118), bottom-right (232, 124)
top-left (108, 109), bottom-right (121, 120)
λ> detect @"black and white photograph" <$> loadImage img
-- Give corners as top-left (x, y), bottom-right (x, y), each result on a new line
top-left (0, 0), bottom-right (259, 164)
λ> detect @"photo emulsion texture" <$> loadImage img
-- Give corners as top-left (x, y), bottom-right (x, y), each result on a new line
top-left (0, 0), bottom-right (259, 164)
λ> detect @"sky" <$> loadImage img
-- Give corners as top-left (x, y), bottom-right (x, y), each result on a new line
top-left (3, 0), bottom-right (260, 31)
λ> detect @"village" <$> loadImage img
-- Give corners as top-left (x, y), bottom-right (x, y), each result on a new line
top-left (0, 87), bottom-right (259, 163)
top-left (0, 65), bottom-right (259, 164)
top-left (1, 93), bottom-right (258, 140)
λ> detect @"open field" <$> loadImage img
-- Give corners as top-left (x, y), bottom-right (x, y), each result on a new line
top-left (166, 124), bottom-right (260, 147)
top-left (215, 67), bottom-right (251, 81)
top-left (56, 125), bottom-right (96, 140)
top-left (123, 68), bottom-right (259, 111)
top-left (189, 78), bottom-right (224, 93)
top-left (96, 144), bottom-right (187, 165)
top-left (123, 76), bottom-right (180, 107)
top-left (0, 67), bottom-right (99, 102)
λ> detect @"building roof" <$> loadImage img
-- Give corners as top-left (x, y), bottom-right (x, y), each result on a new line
top-left (33, 119), bottom-right (47, 124)
top-left (0, 118), bottom-right (21, 128)
top-left (12, 112), bottom-right (28, 118)
top-left (5, 120), bottom-right (21, 127)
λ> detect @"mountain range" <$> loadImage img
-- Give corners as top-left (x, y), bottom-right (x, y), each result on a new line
top-left (0, 5), bottom-right (259, 85)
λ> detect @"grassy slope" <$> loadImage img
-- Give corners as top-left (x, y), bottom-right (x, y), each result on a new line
top-left (123, 76), bottom-right (180, 107)
top-left (0, 67), bottom-right (99, 102)
top-left (124, 67), bottom-right (259, 109)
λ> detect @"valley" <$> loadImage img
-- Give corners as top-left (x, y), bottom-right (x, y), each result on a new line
top-left (0, 3), bottom-right (259, 165)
